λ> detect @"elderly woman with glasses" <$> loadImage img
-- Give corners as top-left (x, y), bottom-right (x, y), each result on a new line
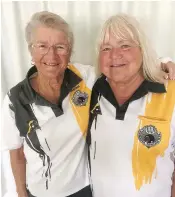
top-left (1, 11), bottom-right (175, 197)
top-left (2, 11), bottom-right (95, 197)
top-left (87, 14), bottom-right (175, 197)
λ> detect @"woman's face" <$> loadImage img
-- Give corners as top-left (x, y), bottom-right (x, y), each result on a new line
top-left (30, 26), bottom-right (70, 79)
top-left (99, 32), bottom-right (143, 84)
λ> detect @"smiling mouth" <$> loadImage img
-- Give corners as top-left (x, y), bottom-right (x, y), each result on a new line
top-left (44, 63), bottom-right (59, 67)
top-left (110, 64), bottom-right (126, 67)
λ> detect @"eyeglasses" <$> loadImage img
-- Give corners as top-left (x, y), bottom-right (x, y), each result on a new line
top-left (31, 43), bottom-right (70, 55)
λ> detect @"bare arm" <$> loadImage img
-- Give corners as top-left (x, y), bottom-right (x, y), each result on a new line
top-left (10, 146), bottom-right (28, 197)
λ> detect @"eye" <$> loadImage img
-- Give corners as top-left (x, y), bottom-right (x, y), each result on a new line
top-left (121, 44), bottom-right (131, 49)
top-left (120, 44), bottom-right (132, 50)
top-left (101, 46), bottom-right (112, 52)
top-left (37, 44), bottom-right (47, 49)
top-left (55, 45), bottom-right (67, 50)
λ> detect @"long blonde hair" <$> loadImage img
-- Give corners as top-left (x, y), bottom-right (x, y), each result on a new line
top-left (96, 14), bottom-right (165, 83)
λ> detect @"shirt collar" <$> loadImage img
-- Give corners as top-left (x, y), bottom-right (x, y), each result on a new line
top-left (97, 75), bottom-right (166, 93)
top-left (93, 75), bottom-right (166, 108)
top-left (19, 66), bottom-right (82, 106)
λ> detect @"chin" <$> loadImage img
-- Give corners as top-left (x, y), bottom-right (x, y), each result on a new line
top-left (111, 79), bottom-right (125, 83)
top-left (108, 75), bottom-right (126, 83)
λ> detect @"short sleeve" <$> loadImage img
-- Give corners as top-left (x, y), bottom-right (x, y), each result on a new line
top-left (159, 57), bottom-right (172, 64)
top-left (171, 106), bottom-right (175, 144)
top-left (172, 107), bottom-right (175, 133)
top-left (83, 65), bottom-right (97, 90)
top-left (170, 106), bottom-right (175, 163)
top-left (72, 63), bottom-right (97, 90)
top-left (1, 94), bottom-right (23, 151)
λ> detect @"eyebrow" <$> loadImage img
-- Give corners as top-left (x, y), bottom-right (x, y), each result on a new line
top-left (102, 40), bottom-right (131, 46)
top-left (117, 40), bottom-right (132, 44)
top-left (35, 41), bottom-right (68, 45)
top-left (35, 41), bottom-right (48, 44)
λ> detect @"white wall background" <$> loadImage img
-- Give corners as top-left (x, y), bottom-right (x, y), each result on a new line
top-left (1, 1), bottom-right (175, 197)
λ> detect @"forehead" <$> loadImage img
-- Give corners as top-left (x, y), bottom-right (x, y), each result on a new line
top-left (103, 31), bottom-right (131, 45)
top-left (101, 25), bottom-right (138, 46)
top-left (32, 26), bottom-right (68, 44)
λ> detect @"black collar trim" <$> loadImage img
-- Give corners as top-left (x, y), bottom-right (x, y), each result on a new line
top-left (19, 66), bottom-right (82, 106)
top-left (94, 75), bottom-right (166, 109)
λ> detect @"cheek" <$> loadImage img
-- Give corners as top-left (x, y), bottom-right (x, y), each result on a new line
top-left (60, 55), bottom-right (70, 64)
top-left (31, 51), bottom-right (43, 63)
top-left (31, 53), bottom-right (70, 65)
top-left (127, 50), bottom-right (143, 71)
top-left (99, 54), bottom-right (109, 72)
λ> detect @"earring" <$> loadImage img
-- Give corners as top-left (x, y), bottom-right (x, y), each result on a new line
top-left (31, 60), bottom-right (35, 65)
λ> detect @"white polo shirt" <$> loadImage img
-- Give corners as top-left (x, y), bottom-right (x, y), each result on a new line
top-left (2, 63), bottom-right (96, 197)
top-left (88, 76), bottom-right (175, 197)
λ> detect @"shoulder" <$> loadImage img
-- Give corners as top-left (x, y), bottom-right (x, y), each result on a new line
top-left (164, 80), bottom-right (175, 103)
top-left (166, 80), bottom-right (175, 108)
top-left (166, 80), bottom-right (175, 89)
top-left (8, 79), bottom-right (26, 103)
top-left (70, 63), bottom-right (97, 89)
top-left (71, 62), bottom-right (95, 78)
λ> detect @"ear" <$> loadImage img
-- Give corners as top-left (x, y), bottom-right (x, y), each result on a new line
top-left (29, 45), bottom-right (35, 64)
top-left (31, 60), bottom-right (35, 65)
top-left (67, 51), bottom-right (72, 62)
top-left (31, 56), bottom-right (35, 65)
top-left (28, 44), bottom-right (33, 55)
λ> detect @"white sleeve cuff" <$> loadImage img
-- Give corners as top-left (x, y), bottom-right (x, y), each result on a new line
top-left (159, 57), bottom-right (172, 63)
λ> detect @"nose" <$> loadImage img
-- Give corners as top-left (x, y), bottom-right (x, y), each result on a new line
top-left (44, 46), bottom-right (59, 60)
top-left (110, 48), bottom-right (123, 59)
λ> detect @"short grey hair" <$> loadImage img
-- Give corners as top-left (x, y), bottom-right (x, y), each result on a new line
top-left (96, 14), bottom-right (165, 83)
top-left (25, 11), bottom-right (74, 53)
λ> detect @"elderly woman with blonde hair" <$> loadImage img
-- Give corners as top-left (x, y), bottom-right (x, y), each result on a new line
top-left (88, 14), bottom-right (175, 197)
top-left (2, 11), bottom-right (95, 197)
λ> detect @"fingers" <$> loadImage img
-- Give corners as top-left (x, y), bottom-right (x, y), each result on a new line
top-left (162, 62), bottom-right (175, 80)
top-left (163, 73), bottom-right (169, 80)
top-left (161, 63), bottom-right (166, 72)
top-left (168, 66), bottom-right (174, 80)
